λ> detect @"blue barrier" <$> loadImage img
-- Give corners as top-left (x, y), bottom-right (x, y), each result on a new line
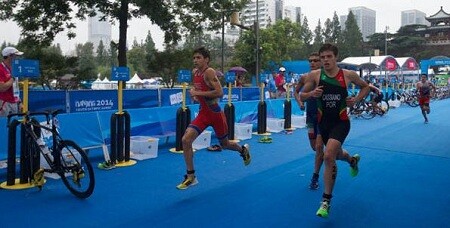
top-left (28, 90), bottom-right (66, 112)
top-left (0, 98), bottom-right (305, 160)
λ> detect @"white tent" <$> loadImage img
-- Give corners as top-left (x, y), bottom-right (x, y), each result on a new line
top-left (100, 77), bottom-right (111, 89)
top-left (91, 78), bottom-right (102, 90)
top-left (127, 73), bottom-right (144, 89)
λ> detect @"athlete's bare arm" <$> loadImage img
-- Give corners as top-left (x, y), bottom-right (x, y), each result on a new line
top-left (294, 76), bottom-right (306, 109)
top-left (345, 70), bottom-right (370, 107)
top-left (300, 70), bottom-right (323, 102)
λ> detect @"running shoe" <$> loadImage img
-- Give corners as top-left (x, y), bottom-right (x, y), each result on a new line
top-left (97, 161), bottom-right (116, 170)
top-left (350, 154), bottom-right (360, 177)
top-left (176, 175), bottom-right (198, 190)
top-left (316, 200), bottom-right (331, 218)
top-left (241, 144), bottom-right (251, 166)
top-left (309, 174), bottom-right (319, 190)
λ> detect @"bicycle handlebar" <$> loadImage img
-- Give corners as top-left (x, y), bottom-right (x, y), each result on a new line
top-left (6, 109), bottom-right (63, 125)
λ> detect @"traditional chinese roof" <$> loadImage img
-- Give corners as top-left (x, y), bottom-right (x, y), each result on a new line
top-left (426, 6), bottom-right (450, 21)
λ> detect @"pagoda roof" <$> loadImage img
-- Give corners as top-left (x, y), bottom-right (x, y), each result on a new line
top-left (426, 6), bottom-right (450, 20)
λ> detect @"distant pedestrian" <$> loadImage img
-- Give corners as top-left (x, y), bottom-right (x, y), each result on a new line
top-left (416, 74), bottom-right (436, 123)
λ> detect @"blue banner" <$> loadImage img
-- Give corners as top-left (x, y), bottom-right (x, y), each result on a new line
top-left (123, 89), bottom-right (159, 109)
top-left (160, 88), bottom-right (193, 107)
top-left (27, 90), bottom-right (67, 113)
top-left (221, 88), bottom-right (240, 102)
top-left (68, 90), bottom-right (117, 113)
top-left (241, 87), bottom-right (261, 101)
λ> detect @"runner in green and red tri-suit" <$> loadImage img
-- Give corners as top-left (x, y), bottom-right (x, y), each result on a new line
top-left (300, 43), bottom-right (370, 218)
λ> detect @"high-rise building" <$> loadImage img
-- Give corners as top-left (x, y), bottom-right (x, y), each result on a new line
top-left (240, 0), bottom-right (278, 29)
top-left (284, 6), bottom-right (301, 23)
top-left (401, 10), bottom-right (430, 27)
top-left (341, 6), bottom-right (376, 42)
top-left (88, 12), bottom-right (112, 53)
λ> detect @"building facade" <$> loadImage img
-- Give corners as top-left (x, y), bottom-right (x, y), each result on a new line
top-left (88, 12), bottom-right (112, 53)
top-left (401, 9), bottom-right (430, 27)
top-left (416, 7), bottom-right (450, 46)
top-left (341, 6), bottom-right (376, 42)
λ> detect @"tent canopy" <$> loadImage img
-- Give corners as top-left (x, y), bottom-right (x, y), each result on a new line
top-left (128, 73), bottom-right (143, 84)
top-left (341, 55), bottom-right (399, 71)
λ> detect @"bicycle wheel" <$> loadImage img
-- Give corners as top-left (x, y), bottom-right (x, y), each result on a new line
top-left (361, 103), bottom-right (376, 119)
top-left (406, 96), bottom-right (419, 107)
top-left (58, 140), bottom-right (95, 198)
top-left (379, 100), bottom-right (390, 114)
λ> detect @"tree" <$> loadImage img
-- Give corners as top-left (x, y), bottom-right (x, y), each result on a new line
top-left (233, 19), bottom-right (304, 74)
top-left (323, 18), bottom-right (333, 43)
top-left (128, 38), bottom-right (147, 76)
top-left (331, 12), bottom-right (342, 45)
top-left (76, 42), bottom-right (97, 83)
top-left (312, 19), bottom-right (324, 53)
top-left (299, 16), bottom-right (313, 56)
top-left (340, 11), bottom-right (363, 59)
top-left (144, 31), bottom-right (157, 75)
top-left (96, 40), bottom-right (108, 67)
top-left (148, 48), bottom-right (192, 88)
top-left (0, 1), bottom-right (250, 68)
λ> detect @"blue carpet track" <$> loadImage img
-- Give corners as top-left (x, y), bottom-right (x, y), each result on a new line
top-left (1, 99), bottom-right (449, 227)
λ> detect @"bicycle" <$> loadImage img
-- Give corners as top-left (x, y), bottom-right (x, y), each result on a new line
top-left (7, 110), bottom-right (95, 198)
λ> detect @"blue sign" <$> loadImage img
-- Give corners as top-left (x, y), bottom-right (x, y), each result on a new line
top-left (12, 59), bottom-right (40, 78)
top-left (225, 71), bottom-right (236, 83)
top-left (178, 69), bottom-right (192, 82)
top-left (111, 67), bottom-right (130, 81)
top-left (259, 73), bottom-right (268, 84)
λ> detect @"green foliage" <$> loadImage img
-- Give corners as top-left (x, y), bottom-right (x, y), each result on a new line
top-left (312, 19), bottom-right (324, 52)
top-left (75, 42), bottom-right (97, 82)
top-left (340, 11), bottom-right (363, 59)
top-left (147, 48), bottom-right (192, 88)
top-left (233, 19), bottom-right (305, 75)
top-left (96, 40), bottom-right (109, 66)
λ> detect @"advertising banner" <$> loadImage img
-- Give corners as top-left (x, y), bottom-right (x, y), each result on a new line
top-left (68, 90), bottom-right (117, 113)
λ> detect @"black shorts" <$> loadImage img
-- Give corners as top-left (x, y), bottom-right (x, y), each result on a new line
top-left (319, 120), bottom-right (350, 144)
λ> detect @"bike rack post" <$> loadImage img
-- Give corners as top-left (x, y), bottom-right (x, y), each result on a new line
top-left (170, 82), bottom-right (191, 153)
top-left (5, 119), bottom-right (20, 186)
top-left (224, 82), bottom-right (238, 142)
top-left (108, 79), bottom-right (135, 167)
top-left (1, 118), bottom-right (40, 190)
top-left (284, 84), bottom-right (293, 131)
top-left (256, 82), bottom-right (269, 135)
top-left (110, 111), bottom-right (133, 165)
top-left (19, 123), bottom-right (31, 184)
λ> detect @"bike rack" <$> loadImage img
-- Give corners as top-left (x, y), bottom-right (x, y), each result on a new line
top-left (170, 82), bottom-right (191, 153)
top-left (0, 118), bottom-right (40, 190)
top-left (224, 82), bottom-right (238, 142)
top-left (110, 111), bottom-right (134, 167)
top-left (256, 83), bottom-right (270, 135)
top-left (283, 84), bottom-right (293, 131)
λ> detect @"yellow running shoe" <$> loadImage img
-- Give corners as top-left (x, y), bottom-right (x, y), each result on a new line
top-left (176, 175), bottom-right (198, 190)
top-left (316, 200), bottom-right (331, 218)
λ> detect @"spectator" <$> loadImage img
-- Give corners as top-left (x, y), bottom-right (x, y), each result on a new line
top-left (275, 67), bottom-right (286, 98)
top-left (0, 46), bottom-right (23, 117)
